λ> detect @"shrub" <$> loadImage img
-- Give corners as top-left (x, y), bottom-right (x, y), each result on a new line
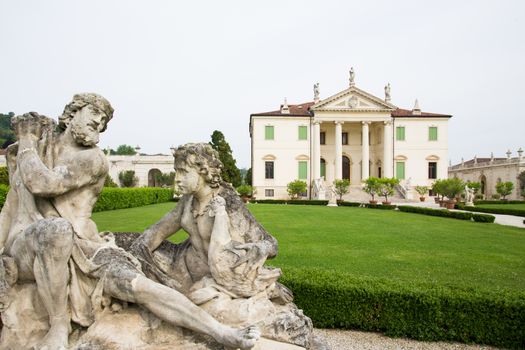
top-left (334, 179), bottom-right (351, 201)
top-left (377, 178), bottom-right (399, 203)
top-left (431, 179), bottom-right (445, 200)
top-left (287, 180), bottom-right (307, 199)
top-left (474, 200), bottom-right (525, 205)
top-left (118, 170), bottom-right (138, 188)
top-left (0, 167), bottom-right (9, 186)
top-left (104, 175), bottom-right (118, 187)
top-left (0, 184), bottom-right (8, 209)
top-left (363, 177), bottom-right (380, 201)
top-left (491, 194), bottom-right (501, 200)
top-left (415, 185), bottom-right (428, 196)
top-left (236, 185), bottom-right (254, 197)
top-left (472, 214), bottom-right (496, 223)
top-left (364, 203), bottom-right (397, 210)
top-left (496, 181), bottom-right (514, 200)
top-left (250, 199), bottom-right (329, 205)
top-left (279, 267), bottom-right (525, 349)
top-left (441, 178), bottom-right (464, 200)
top-left (337, 201), bottom-right (362, 207)
top-left (93, 187), bottom-right (174, 212)
top-left (397, 206), bottom-right (473, 220)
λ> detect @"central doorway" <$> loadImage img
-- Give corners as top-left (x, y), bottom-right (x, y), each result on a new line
top-left (342, 156), bottom-right (351, 180)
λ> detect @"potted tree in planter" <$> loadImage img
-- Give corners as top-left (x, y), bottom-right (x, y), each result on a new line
top-left (495, 181), bottom-right (514, 200)
top-left (363, 177), bottom-right (380, 204)
top-left (287, 180), bottom-right (307, 200)
top-left (415, 185), bottom-right (428, 202)
top-left (236, 184), bottom-right (254, 203)
top-left (378, 177), bottom-right (399, 205)
top-left (431, 179), bottom-right (443, 204)
top-left (442, 178), bottom-right (464, 209)
top-left (333, 179), bottom-right (351, 202)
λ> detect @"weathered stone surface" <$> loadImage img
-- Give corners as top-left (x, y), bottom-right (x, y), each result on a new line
top-left (0, 97), bottom-right (328, 350)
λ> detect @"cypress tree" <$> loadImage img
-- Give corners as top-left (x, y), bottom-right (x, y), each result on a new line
top-left (209, 130), bottom-right (241, 187)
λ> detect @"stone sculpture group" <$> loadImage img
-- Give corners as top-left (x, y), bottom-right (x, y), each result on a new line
top-left (0, 94), bottom-right (328, 350)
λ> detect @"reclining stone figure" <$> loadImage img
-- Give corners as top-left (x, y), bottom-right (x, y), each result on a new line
top-left (0, 95), bottom-right (261, 350)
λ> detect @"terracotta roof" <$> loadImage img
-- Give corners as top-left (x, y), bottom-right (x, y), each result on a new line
top-left (391, 108), bottom-right (451, 118)
top-left (251, 103), bottom-right (451, 118)
top-left (251, 102), bottom-right (314, 117)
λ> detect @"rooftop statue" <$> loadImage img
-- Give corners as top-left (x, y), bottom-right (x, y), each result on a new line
top-left (0, 95), bottom-right (327, 350)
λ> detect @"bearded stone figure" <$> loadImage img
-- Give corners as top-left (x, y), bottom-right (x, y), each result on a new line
top-left (0, 95), bottom-right (328, 350)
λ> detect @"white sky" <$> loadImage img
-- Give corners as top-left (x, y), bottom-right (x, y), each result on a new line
top-left (1, 0), bottom-right (524, 168)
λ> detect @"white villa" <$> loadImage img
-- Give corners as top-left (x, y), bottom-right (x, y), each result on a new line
top-left (249, 69), bottom-right (451, 200)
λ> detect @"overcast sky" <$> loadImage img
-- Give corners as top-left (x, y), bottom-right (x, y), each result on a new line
top-left (1, 0), bottom-right (524, 168)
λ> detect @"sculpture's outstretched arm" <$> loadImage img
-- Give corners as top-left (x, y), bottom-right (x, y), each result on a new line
top-left (17, 148), bottom-right (107, 197)
top-left (137, 197), bottom-right (184, 251)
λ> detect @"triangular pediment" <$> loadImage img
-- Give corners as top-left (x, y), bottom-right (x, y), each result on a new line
top-left (311, 86), bottom-right (397, 111)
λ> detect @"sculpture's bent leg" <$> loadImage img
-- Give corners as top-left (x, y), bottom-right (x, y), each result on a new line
top-left (25, 218), bottom-right (74, 350)
top-left (96, 251), bottom-right (261, 350)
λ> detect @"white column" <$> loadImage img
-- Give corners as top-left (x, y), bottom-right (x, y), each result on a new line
top-left (313, 122), bottom-right (321, 179)
top-left (361, 121), bottom-right (370, 180)
top-left (383, 120), bottom-right (393, 178)
top-left (334, 121), bottom-right (343, 180)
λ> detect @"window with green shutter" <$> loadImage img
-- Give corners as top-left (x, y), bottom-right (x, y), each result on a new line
top-left (298, 161), bottom-right (307, 180)
top-left (320, 159), bottom-right (326, 178)
top-left (396, 161), bottom-right (405, 180)
top-left (298, 126), bottom-right (307, 140)
top-left (265, 126), bottom-right (274, 140)
top-left (396, 126), bottom-right (405, 141)
top-left (429, 127), bottom-right (438, 141)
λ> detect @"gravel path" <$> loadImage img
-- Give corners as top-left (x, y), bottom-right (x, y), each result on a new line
top-left (314, 329), bottom-right (502, 350)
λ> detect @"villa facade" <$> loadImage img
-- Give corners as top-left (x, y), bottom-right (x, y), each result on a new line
top-left (250, 71), bottom-right (451, 200)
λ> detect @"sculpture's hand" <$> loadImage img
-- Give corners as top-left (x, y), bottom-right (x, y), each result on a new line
top-left (12, 112), bottom-right (44, 144)
top-left (229, 242), bottom-right (269, 275)
top-left (209, 196), bottom-right (227, 216)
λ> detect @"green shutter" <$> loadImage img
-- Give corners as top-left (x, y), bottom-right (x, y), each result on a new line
top-left (298, 126), bottom-right (307, 140)
top-left (429, 127), bottom-right (438, 141)
top-left (396, 126), bottom-right (405, 141)
top-left (396, 162), bottom-right (405, 180)
top-left (265, 126), bottom-right (274, 140)
top-left (298, 161), bottom-right (307, 179)
top-left (320, 160), bottom-right (326, 178)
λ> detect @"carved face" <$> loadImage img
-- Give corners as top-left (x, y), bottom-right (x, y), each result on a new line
top-left (174, 162), bottom-right (206, 195)
top-left (70, 105), bottom-right (107, 147)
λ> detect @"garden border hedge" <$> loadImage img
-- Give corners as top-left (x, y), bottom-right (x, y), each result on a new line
top-left (93, 187), bottom-right (175, 212)
top-left (457, 204), bottom-right (525, 217)
top-left (279, 267), bottom-right (525, 349)
top-left (474, 200), bottom-right (525, 205)
top-left (397, 205), bottom-right (474, 220)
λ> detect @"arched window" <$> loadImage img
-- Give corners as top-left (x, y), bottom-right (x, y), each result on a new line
top-left (148, 168), bottom-right (162, 187)
top-left (342, 156), bottom-right (351, 180)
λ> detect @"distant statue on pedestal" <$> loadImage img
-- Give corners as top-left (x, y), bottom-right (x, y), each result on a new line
top-left (465, 185), bottom-right (475, 206)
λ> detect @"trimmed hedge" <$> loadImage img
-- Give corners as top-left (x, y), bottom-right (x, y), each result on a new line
top-left (398, 205), bottom-right (473, 220)
top-left (472, 213), bottom-right (496, 223)
top-left (337, 201), bottom-right (362, 207)
top-left (93, 187), bottom-right (175, 212)
top-left (364, 203), bottom-right (397, 210)
top-left (0, 184), bottom-right (8, 210)
top-left (279, 267), bottom-right (525, 349)
top-left (458, 205), bottom-right (525, 218)
top-left (474, 200), bottom-right (525, 205)
top-left (251, 199), bottom-right (329, 205)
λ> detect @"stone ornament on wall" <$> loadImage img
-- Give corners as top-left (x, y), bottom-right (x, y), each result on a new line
top-left (0, 95), bottom-right (328, 350)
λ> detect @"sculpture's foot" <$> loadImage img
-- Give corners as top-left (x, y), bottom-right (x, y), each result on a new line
top-left (219, 325), bottom-right (261, 350)
top-left (33, 323), bottom-right (69, 350)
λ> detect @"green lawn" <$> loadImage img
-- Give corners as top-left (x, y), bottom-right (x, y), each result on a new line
top-left (92, 202), bottom-right (525, 293)
top-left (477, 203), bottom-right (525, 210)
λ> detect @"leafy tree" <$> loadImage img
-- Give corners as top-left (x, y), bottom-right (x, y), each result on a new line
top-left (245, 167), bottom-right (252, 186)
top-left (496, 181), bottom-right (514, 199)
top-left (0, 166), bottom-right (9, 185)
top-left (287, 180), bottom-right (307, 199)
top-left (441, 178), bottom-right (465, 200)
top-left (113, 144), bottom-right (137, 155)
top-left (415, 185), bottom-right (428, 196)
top-left (518, 171), bottom-right (525, 191)
top-left (118, 170), bottom-right (138, 187)
top-left (333, 179), bottom-right (350, 201)
top-left (104, 174), bottom-right (118, 187)
top-left (0, 112), bottom-right (16, 148)
top-left (236, 185), bottom-right (254, 197)
top-left (154, 171), bottom-right (175, 187)
top-left (377, 178), bottom-right (399, 203)
top-left (467, 181), bottom-right (481, 194)
top-left (209, 130), bottom-right (241, 187)
top-left (363, 177), bottom-right (380, 201)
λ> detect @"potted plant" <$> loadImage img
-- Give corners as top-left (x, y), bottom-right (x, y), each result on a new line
top-left (441, 178), bottom-right (465, 209)
top-left (378, 177), bottom-right (399, 205)
top-left (333, 179), bottom-right (351, 202)
top-left (495, 181), bottom-right (514, 200)
top-left (415, 185), bottom-right (428, 202)
top-left (431, 179), bottom-right (443, 204)
top-left (363, 177), bottom-right (380, 204)
top-left (236, 184), bottom-right (254, 203)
